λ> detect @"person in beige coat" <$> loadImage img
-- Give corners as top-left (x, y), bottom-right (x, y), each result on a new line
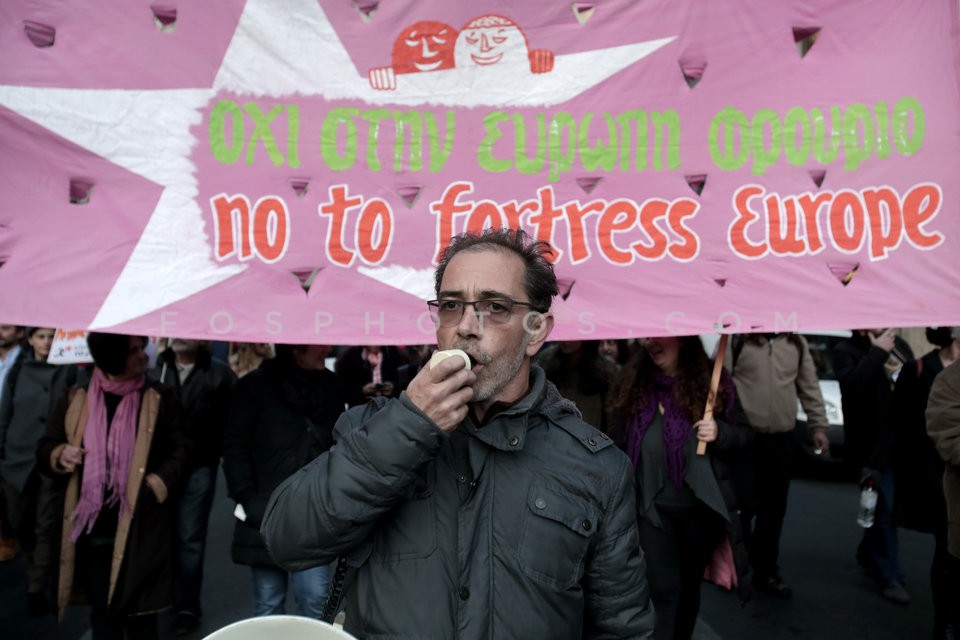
top-left (728, 333), bottom-right (829, 598)
top-left (37, 333), bottom-right (189, 639)
top-left (925, 357), bottom-right (960, 637)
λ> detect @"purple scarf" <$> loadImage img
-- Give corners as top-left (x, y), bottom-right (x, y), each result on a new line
top-left (625, 370), bottom-right (735, 490)
top-left (70, 368), bottom-right (144, 542)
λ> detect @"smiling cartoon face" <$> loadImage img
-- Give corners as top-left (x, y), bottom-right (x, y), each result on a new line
top-left (391, 21), bottom-right (457, 75)
top-left (455, 15), bottom-right (529, 68)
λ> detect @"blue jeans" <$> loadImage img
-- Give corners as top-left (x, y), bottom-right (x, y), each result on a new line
top-left (858, 469), bottom-right (905, 586)
top-left (174, 465), bottom-right (218, 617)
top-left (251, 564), bottom-right (332, 619)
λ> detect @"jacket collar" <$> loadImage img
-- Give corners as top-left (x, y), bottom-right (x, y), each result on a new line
top-left (463, 365), bottom-right (580, 451)
top-left (158, 345), bottom-right (212, 371)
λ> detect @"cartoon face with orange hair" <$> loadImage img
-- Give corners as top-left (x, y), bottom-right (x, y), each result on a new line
top-left (368, 15), bottom-right (552, 90)
top-left (369, 20), bottom-right (458, 90)
top-left (455, 15), bottom-right (554, 73)
top-left (392, 21), bottom-right (457, 74)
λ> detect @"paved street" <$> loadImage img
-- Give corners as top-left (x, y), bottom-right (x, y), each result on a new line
top-left (699, 471), bottom-right (937, 640)
top-left (1, 471), bottom-right (938, 639)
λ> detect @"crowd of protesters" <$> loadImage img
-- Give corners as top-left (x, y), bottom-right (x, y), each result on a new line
top-left (0, 322), bottom-right (958, 639)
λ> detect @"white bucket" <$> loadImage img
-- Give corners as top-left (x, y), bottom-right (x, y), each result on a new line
top-left (202, 615), bottom-right (357, 640)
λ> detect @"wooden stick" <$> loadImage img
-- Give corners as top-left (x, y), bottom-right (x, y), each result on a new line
top-left (697, 333), bottom-right (730, 456)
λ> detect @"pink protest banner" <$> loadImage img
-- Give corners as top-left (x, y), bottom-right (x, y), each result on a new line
top-left (1, 0), bottom-right (959, 344)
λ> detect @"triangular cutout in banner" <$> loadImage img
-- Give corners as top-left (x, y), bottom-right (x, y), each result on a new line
top-left (679, 57), bottom-right (707, 89)
top-left (809, 168), bottom-right (826, 188)
top-left (572, 3), bottom-right (596, 26)
top-left (793, 26), bottom-right (821, 58)
top-left (828, 262), bottom-right (859, 286)
top-left (353, 1), bottom-right (379, 22)
top-left (69, 179), bottom-right (94, 205)
top-left (151, 5), bottom-right (178, 32)
top-left (24, 22), bottom-right (55, 48)
top-left (685, 174), bottom-right (707, 195)
top-left (576, 176), bottom-right (603, 195)
top-left (290, 177), bottom-right (310, 198)
top-left (291, 267), bottom-right (322, 292)
top-left (396, 185), bottom-right (423, 208)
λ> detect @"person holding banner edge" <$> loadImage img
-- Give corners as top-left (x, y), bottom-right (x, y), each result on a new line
top-left (262, 228), bottom-right (655, 639)
top-left (609, 335), bottom-right (752, 640)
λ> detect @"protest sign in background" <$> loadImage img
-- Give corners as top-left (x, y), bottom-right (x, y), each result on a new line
top-left (2, 0), bottom-right (959, 343)
top-left (47, 330), bottom-right (159, 367)
top-left (46, 329), bottom-right (91, 365)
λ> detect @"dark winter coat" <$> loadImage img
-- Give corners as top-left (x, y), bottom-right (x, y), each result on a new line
top-left (221, 359), bottom-right (345, 567)
top-left (150, 347), bottom-right (236, 470)
top-left (926, 360), bottom-right (960, 558)
top-left (893, 349), bottom-right (947, 533)
top-left (36, 380), bottom-right (189, 620)
top-left (832, 334), bottom-right (914, 471)
top-left (537, 343), bottom-right (620, 433)
top-left (628, 381), bottom-right (754, 605)
top-left (334, 346), bottom-right (407, 407)
top-left (0, 351), bottom-right (80, 491)
top-left (262, 366), bottom-right (656, 640)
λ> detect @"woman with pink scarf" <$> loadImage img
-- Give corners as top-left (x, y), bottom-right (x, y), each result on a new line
top-left (37, 333), bottom-right (189, 639)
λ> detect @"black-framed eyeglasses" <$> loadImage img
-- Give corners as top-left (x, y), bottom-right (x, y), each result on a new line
top-left (427, 298), bottom-right (537, 327)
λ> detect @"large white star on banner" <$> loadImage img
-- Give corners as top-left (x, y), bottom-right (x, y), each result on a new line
top-left (0, 0), bottom-right (675, 329)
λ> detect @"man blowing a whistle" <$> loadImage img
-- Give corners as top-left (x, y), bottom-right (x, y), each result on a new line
top-left (262, 228), bottom-right (654, 639)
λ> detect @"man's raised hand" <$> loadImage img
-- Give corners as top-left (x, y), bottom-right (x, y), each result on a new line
top-left (406, 354), bottom-right (475, 432)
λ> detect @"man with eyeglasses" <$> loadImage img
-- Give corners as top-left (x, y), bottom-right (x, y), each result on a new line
top-left (262, 228), bottom-right (655, 639)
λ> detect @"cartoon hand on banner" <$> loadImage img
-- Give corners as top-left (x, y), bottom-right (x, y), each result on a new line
top-left (368, 66), bottom-right (397, 90)
top-left (528, 49), bottom-right (555, 73)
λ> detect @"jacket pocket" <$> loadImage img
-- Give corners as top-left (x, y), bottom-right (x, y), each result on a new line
top-left (517, 483), bottom-right (597, 589)
top-left (371, 467), bottom-right (438, 562)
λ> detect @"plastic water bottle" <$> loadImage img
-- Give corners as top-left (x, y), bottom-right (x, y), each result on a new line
top-left (857, 482), bottom-right (877, 528)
